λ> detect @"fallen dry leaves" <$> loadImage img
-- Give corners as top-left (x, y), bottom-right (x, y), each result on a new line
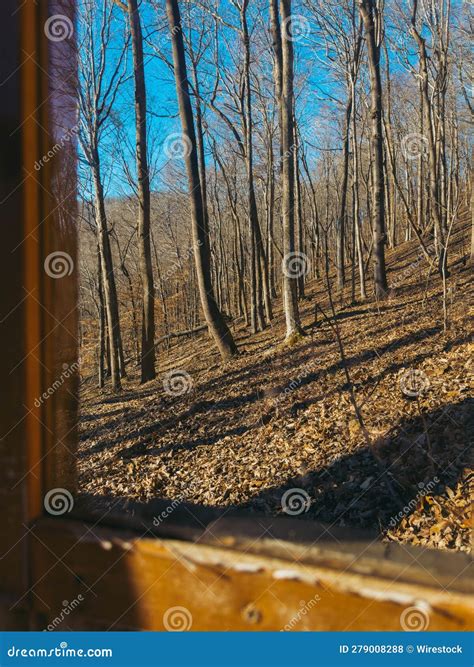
top-left (78, 225), bottom-right (473, 553)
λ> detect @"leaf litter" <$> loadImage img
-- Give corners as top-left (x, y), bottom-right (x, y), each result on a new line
top-left (78, 228), bottom-right (473, 553)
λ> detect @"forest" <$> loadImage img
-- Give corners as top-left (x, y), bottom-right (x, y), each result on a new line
top-left (72, 0), bottom-right (472, 553)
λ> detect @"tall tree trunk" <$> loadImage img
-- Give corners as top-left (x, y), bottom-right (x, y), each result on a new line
top-left (269, 0), bottom-right (283, 151)
top-left (410, 0), bottom-right (447, 275)
top-left (351, 79), bottom-right (366, 300)
top-left (190, 58), bottom-right (211, 261)
top-left (294, 120), bottom-right (305, 299)
top-left (417, 73), bottom-right (424, 237)
top-left (166, 0), bottom-right (238, 361)
top-left (279, 0), bottom-right (303, 340)
top-left (266, 146), bottom-right (278, 298)
top-left (336, 92), bottom-right (353, 291)
top-left (301, 148), bottom-right (320, 279)
top-left (241, 0), bottom-right (266, 332)
top-left (97, 245), bottom-right (106, 388)
top-left (152, 233), bottom-right (170, 348)
top-left (469, 185), bottom-right (474, 265)
top-left (119, 258), bottom-right (140, 366)
top-left (91, 148), bottom-right (122, 391)
top-left (359, 0), bottom-right (388, 299)
top-left (382, 41), bottom-right (396, 248)
top-left (127, 0), bottom-right (155, 382)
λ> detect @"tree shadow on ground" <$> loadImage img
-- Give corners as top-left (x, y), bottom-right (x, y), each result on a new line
top-left (243, 398), bottom-right (473, 537)
top-left (77, 398), bottom-right (472, 549)
top-left (78, 323), bottom-right (471, 459)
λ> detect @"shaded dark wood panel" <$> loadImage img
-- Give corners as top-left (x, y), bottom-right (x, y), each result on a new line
top-left (30, 518), bottom-right (473, 631)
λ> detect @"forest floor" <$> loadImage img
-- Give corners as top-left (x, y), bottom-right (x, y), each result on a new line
top-left (78, 222), bottom-right (473, 553)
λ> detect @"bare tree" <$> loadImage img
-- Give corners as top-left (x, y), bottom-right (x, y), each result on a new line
top-left (166, 0), bottom-right (238, 361)
top-left (126, 0), bottom-right (156, 382)
top-left (76, 0), bottom-right (470, 399)
top-left (78, 0), bottom-right (129, 390)
top-left (278, 0), bottom-right (304, 340)
top-left (359, 0), bottom-right (388, 299)
top-left (306, 0), bottom-right (363, 293)
top-left (409, 0), bottom-right (449, 275)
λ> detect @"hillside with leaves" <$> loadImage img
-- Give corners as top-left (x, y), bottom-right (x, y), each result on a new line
top-left (78, 219), bottom-right (473, 553)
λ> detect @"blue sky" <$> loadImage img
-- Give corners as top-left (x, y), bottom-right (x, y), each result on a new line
top-left (77, 0), bottom-right (343, 199)
top-left (76, 0), bottom-right (467, 200)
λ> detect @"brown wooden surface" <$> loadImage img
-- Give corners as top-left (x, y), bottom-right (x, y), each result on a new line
top-left (72, 495), bottom-right (474, 595)
top-left (0, 0), bottom-right (36, 609)
top-left (41, 0), bottom-right (78, 493)
top-left (0, 0), bottom-right (77, 628)
top-left (30, 517), bottom-right (473, 631)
